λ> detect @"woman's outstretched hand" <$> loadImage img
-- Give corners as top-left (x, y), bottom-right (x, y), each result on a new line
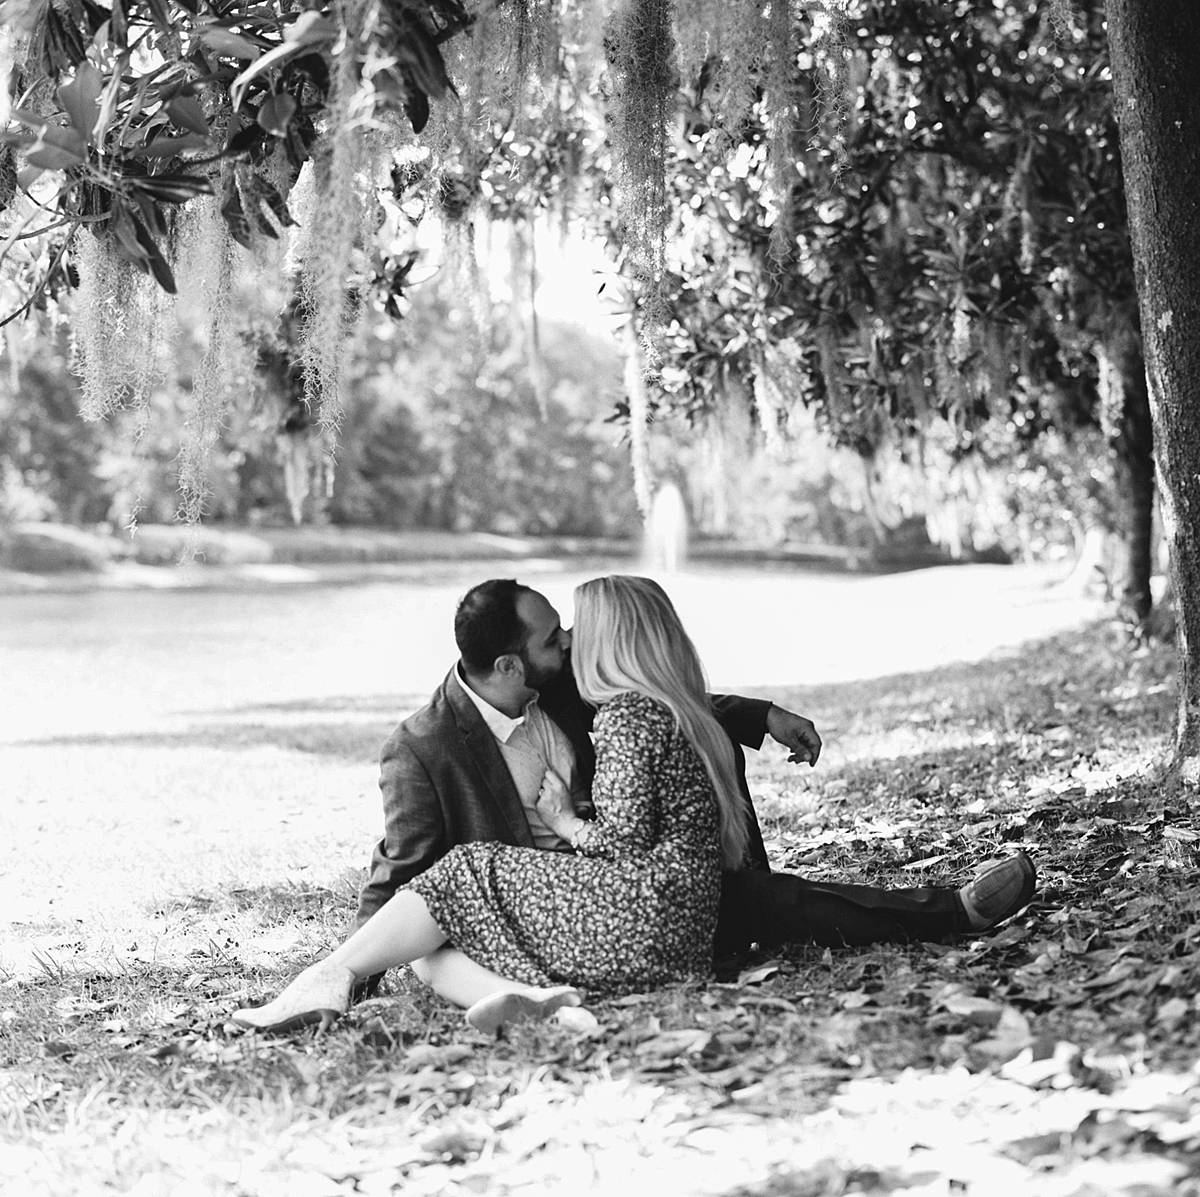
top-left (536, 768), bottom-right (586, 841)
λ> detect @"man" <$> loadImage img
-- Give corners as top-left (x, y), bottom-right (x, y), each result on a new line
top-left (354, 579), bottom-right (1035, 995)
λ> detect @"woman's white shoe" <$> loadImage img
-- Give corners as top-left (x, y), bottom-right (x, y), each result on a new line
top-left (465, 985), bottom-right (583, 1034)
top-left (232, 958), bottom-right (355, 1034)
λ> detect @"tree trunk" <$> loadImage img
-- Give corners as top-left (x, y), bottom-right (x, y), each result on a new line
top-left (1111, 329), bottom-right (1155, 626)
top-left (1106, 0), bottom-right (1200, 783)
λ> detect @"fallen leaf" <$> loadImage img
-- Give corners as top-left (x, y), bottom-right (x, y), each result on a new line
top-left (901, 853), bottom-right (951, 870)
top-left (555, 1006), bottom-right (601, 1034)
top-left (406, 1043), bottom-right (474, 1069)
top-left (840, 990), bottom-right (874, 1010)
top-left (1156, 997), bottom-right (1189, 1028)
top-left (737, 962), bottom-right (780, 986)
top-left (969, 1006), bottom-right (1033, 1066)
top-left (1164, 827), bottom-right (1200, 842)
top-left (635, 1029), bottom-right (714, 1061)
top-left (1000, 1041), bottom-right (1081, 1089)
top-left (933, 986), bottom-right (1003, 1027)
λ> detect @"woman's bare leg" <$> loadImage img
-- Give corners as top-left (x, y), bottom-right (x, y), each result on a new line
top-left (233, 892), bottom-right (447, 1031)
top-left (325, 891), bottom-right (447, 978)
top-left (411, 947), bottom-right (523, 1008)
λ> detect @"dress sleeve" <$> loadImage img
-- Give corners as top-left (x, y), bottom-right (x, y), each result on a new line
top-left (571, 695), bottom-right (667, 860)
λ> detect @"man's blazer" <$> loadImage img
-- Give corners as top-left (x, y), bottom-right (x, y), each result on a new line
top-left (354, 665), bottom-right (773, 927)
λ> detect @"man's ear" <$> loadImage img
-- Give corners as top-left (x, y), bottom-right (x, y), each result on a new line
top-left (494, 653), bottom-right (523, 679)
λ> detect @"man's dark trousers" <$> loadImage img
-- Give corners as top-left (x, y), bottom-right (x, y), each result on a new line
top-left (715, 870), bottom-right (965, 956)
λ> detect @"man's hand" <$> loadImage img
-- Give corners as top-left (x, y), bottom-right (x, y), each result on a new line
top-left (765, 705), bottom-right (822, 766)
top-left (536, 768), bottom-right (586, 840)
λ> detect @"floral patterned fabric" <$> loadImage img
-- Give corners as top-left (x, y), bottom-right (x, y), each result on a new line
top-left (405, 691), bottom-right (722, 993)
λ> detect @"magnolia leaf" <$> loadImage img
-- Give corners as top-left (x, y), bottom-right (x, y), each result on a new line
top-left (248, 172), bottom-right (296, 229)
top-left (0, 147), bottom-right (16, 210)
top-left (256, 93), bottom-right (296, 138)
top-left (129, 173), bottom-right (213, 204)
top-left (93, 64), bottom-right (124, 146)
top-left (220, 178), bottom-right (254, 249)
top-left (24, 124), bottom-right (88, 170)
top-left (198, 28), bottom-right (263, 59)
top-left (43, 4), bottom-right (87, 71)
top-left (395, 17), bottom-right (454, 100)
top-left (224, 123), bottom-right (266, 158)
top-left (109, 205), bottom-right (151, 267)
top-left (24, 143), bottom-right (81, 170)
top-left (130, 133), bottom-right (212, 159)
top-left (166, 95), bottom-right (210, 137)
top-left (143, 0), bottom-right (174, 36)
top-left (57, 62), bottom-right (104, 144)
top-left (132, 215), bottom-right (177, 292)
top-left (229, 42), bottom-right (306, 112)
top-left (109, 0), bottom-right (127, 47)
top-left (8, 107), bottom-right (57, 133)
top-left (402, 77), bottom-right (430, 134)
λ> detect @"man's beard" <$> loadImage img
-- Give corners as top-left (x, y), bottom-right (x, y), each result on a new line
top-left (521, 650), bottom-right (568, 693)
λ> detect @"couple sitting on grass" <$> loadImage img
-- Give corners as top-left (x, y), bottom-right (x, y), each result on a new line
top-left (234, 575), bottom-right (1037, 1035)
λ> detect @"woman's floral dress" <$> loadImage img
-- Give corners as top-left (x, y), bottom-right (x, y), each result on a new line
top-left (405, 691), bottom-right (722, 993)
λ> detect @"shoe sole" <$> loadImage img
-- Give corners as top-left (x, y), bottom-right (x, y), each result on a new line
top-left (232, 1006), bottom-right (341, 1034)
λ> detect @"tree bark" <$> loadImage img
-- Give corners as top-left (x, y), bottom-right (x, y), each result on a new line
top-left (1111, 329), bottom-right (1155, 626)
top-left (1106, 0), bottom-right (1200, 782)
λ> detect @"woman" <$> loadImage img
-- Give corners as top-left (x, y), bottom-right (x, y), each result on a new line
top-left (233, 575), bottom-right (748, 1034)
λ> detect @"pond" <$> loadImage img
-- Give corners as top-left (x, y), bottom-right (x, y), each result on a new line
top-left (0, 558), bottom-right (1102, 747)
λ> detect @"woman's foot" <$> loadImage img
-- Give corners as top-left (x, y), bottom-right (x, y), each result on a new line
top-left (465, 985), bottom-right (583, 1034)
top-left (232, 958), bottom-right (355, 1034)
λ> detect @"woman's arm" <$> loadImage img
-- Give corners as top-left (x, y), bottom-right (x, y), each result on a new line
top-left (536, 695), bottom-right (667, 859)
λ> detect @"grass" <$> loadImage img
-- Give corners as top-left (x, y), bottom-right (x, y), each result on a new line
top-left (3, 619), bottom-right (1200, 1195)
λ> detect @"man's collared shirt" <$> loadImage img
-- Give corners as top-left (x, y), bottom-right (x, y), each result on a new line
top-left (454, 666), bottom-right (587, 850)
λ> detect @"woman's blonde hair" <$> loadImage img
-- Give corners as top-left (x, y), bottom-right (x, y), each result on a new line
top-left (572, 575), bottom-right (749, 868)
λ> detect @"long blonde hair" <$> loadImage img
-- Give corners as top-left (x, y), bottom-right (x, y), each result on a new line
top-left (571, 575), bottom-right (750, 868)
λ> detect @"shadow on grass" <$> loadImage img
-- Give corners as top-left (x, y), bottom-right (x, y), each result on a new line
top-left (748, 620), bottom-right (1175, 756)
top-left (9, 691), bottom-right (435, 757)
top-left (157, 879), bottom-right (360, 923)
top-left (12, 720), bottom-right (397, 759)
top-left (174, 693), bottom-right (432, 717)
top-left (5, 615), bottom-right (1198, 1194)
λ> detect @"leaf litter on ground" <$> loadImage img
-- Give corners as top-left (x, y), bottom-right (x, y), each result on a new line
top-left (4, 621), bottom-right (1200, 1193)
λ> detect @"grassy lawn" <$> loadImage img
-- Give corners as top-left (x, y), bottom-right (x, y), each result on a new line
top-left (3, 620), bottom-right (1200, 1195)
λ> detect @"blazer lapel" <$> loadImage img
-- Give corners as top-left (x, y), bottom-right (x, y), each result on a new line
top-left (445, 668), bottom-right (536, 848)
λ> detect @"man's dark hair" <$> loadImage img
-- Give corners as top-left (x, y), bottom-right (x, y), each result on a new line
top-left (455, 579), bottom-right (531, 674)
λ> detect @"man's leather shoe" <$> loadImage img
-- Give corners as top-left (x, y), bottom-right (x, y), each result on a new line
top-left (957, 851), bottom-right (1036, 931)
